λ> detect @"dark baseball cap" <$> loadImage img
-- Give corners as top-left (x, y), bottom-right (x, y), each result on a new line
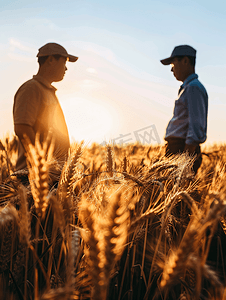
top-left (160, 45), bottom-right (196, 65)
top-left (37, 42), bottom-right (78, 62)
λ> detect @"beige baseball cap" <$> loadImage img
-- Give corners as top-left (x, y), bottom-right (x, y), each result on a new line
top-left (37, 42), bottom-right (78, 62)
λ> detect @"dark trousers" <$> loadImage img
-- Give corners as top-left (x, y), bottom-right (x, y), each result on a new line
top-left (165, 137), bottom-right (202, 174)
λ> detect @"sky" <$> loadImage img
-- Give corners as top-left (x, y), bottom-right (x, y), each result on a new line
top-left (0, 0), bottom-right (226, 146)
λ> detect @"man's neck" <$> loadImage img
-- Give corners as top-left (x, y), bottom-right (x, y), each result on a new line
top-left (182, 70), bottom-right (195, 83)
top-left (36, 68), bottom-right (53, 84)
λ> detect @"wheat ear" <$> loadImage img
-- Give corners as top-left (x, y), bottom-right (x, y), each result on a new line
top-left (122, 156), bottom-right (127, 173)
top-left (187, 255), bottom-right (223, 290)
top-left (71, 228), bottom-right (80, 262)
top-left (202, 196), bottom-right (226, 226)
top-left (58, 141), bottom-right (84, 197)
top-left (24, 134), bottom-right (52, 218)
top-left (18, 185), bottom-right (30, 245)
top-left (57, 142), bottom-right (83, 226)
top-left (41, 286), bottom-right (75, 300)
top-left (103, 192), bottom-right (130, 288)
top-left (0, 204), bottom-right (19, 273)
top-left (49, 195), bottom-right (66, 238)
top-left (106, 144), bottom-right (113, 177)
top-left (160, 225), bottom-right (197, 288)
top-left (79, 199), bottom-right (105, 300)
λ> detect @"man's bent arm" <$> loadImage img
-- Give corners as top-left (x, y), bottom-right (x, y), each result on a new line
top-left (186, 85), bottom-right (208, 145)
top-left (14, 124), bottom-right (36, 147)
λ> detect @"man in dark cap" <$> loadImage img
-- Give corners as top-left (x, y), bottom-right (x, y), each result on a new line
top-left (13, 42), bottom-right (78, 178)
top-left (160, 45), bottom-right (208, 174)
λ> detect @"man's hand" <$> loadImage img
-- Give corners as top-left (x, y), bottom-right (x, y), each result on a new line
top-left (184, 143), bottom-right (197, 154)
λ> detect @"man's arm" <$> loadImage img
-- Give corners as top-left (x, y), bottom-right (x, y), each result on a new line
top-left (186, 85), bottom-right (208, 147)
top-left (14, 124), bottom-right (36, 148)
top-left (13, 83), bottom-right (41, 147)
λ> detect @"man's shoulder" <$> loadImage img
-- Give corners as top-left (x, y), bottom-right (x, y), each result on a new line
top-left (189, 77), bottom-right (203, 87)
top-left (16, 78), bottom-right (42, 93)
top-left (14, 78), bottom-right (44, 102)
top-left (187, 77), bottom-right (208, 95)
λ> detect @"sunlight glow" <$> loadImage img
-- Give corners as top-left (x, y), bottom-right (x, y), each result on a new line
top-left (86, 67), bottom-right (97, 74)
top-left (61, 96), bottom-right (113, 143)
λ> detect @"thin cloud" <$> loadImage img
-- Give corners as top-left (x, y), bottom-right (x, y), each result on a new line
top-left (7, 52), bottom-right (34, 62)
top-left (7, 38), bottom-right (36, 62)
top-left (76, 41), bottom-right (118, 65)
top-left (9, 38), bottom-right (35, 53)
top-left (23, 18), bottom-right (59, 31)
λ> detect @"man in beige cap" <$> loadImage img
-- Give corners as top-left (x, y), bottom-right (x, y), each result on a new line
top-left (13, 42), bottom-right (78, 180)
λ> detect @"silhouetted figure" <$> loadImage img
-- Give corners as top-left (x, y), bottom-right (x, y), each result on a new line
top-left (160, 45), bottom-right (208, 174)
top-left (13, 43), bottom-right (78, 177)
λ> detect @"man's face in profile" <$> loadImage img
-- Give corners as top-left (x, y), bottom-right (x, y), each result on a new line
top-left (51, 56), bottom-right (68, 82)
top-left (170, 56), bottom-right (192, 83)
top-left (170, 57), bottom-right (185, 82)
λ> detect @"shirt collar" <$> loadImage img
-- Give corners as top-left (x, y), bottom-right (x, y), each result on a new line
top-left (181, 73), bottom-right (198, 89)
top-left (33, 75), bottom-right (57, 91)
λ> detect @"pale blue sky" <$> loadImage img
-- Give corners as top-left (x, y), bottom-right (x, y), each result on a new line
top-left (0, 0), bottom-right (226, 145)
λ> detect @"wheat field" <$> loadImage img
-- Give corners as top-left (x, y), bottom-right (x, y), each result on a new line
top-left (1, 135), bottom-right (226, 300)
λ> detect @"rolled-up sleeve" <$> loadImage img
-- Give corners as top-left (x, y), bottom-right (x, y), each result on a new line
top-left (186, 85), bottom-right (208, 145)
top-left (13, 85), bottom-right (41, 127)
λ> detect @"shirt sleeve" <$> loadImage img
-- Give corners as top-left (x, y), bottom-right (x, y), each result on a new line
top-left (185, 85), bottom-right (208, 145)
top-left (13, 84), bottom-right (42, 127)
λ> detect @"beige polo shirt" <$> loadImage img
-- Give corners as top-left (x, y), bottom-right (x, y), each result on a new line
top-left (13, 75), bottom-right (70, 171)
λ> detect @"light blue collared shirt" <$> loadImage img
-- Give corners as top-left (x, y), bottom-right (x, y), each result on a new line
top-left (165, 73), bottom-right (208, 145)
